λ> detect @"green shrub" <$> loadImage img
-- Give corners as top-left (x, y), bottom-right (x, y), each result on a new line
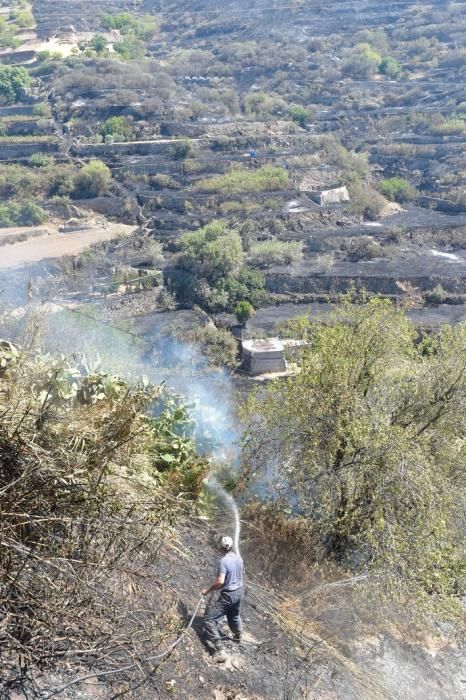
top-left (0, 66), bottom-right (31, 105)
top-left (172, 140), bottom-right (195, 161)
top-left (149, 173), bottom-right (179, 190)
top-left (249, 240), bottom-right (303, 266)
top-left (431, 117), bottom-right (465, 136)
top-left (100, 116), bottom-right (135, 142)
top-left (378, 177), bottom-right (416, 202)
top-left (101, 11), bottom-right (136, 31)
top-left (0, 16), bottom-right (21, 49)
top-left (114, 35), bottom-right (145, 61)
top-left (196, 165), bottom-right (289, 195)
top-left (288, 105), bottom-right (311, 128)
top-left (349, 184), bottom-right (386, 220)
top-left (73, 160), bottom-right (112, 198)
top-left (32, 102), bottom-right (52, 118)
top-left (343, 43), bottom-right (382, 78)
top-left (426, 284), bottom-right (447, 304)
top-left (188, 325), bottom-right (238, 368)
top-left (29, 152), bottom-right (54, 168)
top-left (242, 91), bottom-right (285, 117)
top-left (0, 200), bottom-right (46, 226)
top-left (12, 9), bottom-right (34, 27)
top-left (379, 56), bottom-right (401, 78)
top-left (48, 169), bottom-right (74, 197)
top-left (346, 237), bottom-right (389, 262)
top-left (0, 164), bottom-right (39, 198)
top-left (100, 12), bottom-right (157, 39)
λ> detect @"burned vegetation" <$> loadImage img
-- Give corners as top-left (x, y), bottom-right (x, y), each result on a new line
top-left (0, 345), bottom-right (207, 693)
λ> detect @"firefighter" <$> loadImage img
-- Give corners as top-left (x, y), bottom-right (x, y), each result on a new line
top-left (202, 536), bottom-right (244, 662)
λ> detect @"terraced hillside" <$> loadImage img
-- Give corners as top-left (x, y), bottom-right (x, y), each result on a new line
top-left (1, 3), bottom-right (465, 699)
top-left (0, 0), bottom-right (465, 315)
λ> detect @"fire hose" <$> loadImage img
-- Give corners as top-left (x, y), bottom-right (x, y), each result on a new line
top-left (43, 594), bottom-right (205, 699)
top-left (45, 481), bottom-right (241, 697)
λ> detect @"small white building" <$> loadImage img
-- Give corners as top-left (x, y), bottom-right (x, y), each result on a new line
top-left (308, 186), bottom-right (350, 206)
top-left (241, 338), bottom-right (287, 376)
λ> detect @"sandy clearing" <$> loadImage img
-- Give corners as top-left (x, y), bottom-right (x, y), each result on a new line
top-left (0, 223), bottom-right (136, 269)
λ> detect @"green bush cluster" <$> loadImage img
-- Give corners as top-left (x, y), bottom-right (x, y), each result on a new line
top-left (288, 104), bottom-right (312, 128)
top-left (0, 66), bottom-right (31, 105)
top-left (343, 42), bottom-right (401, 79)
top-left (73, 160), bottom-right (112, 199)
top-left (100, 116), bottom-right (135, 142)
top-left (196, 165), bottom-right (289, 195)
top-left (243, 299), bottom-right (466, 612)
top-left (0, 162), bottom-right (75, 199)
top-left (242, 91), bottom-right (286, 117)
top-left (100, 12), bottom-right (157, 39)
top-left (172, 221), bottom-right (267, 312)
top-left (100, 11), bottom-right (157, 60)
top-left (0, 200), bottom-right (46, 226)
top-left (0, 12), bottom-right (33, 49)
top-left (249, 240), bottom-right (303, 267)
top-left (431, 116), bottom-right (465, 136)
top-left (378, 177), bottom-right (416, 203)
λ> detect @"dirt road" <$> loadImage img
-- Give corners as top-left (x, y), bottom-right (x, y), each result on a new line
top-left (0, 224), bottom-right (136, 269)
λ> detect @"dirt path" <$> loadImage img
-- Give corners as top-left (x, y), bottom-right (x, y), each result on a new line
top-left (0, 223), bottom-right (136, 269)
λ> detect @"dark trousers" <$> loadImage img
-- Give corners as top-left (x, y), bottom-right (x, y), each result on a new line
top-left (204, 586), bottom-right (244, 649)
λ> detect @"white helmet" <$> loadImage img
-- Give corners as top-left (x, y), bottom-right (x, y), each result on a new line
top-left (221, 536), bottom-right (233, 551)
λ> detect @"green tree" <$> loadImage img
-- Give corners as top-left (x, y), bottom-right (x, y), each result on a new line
top-left (73, 160), bottom-right (112, 198)
top-left (0, 66), bottom-right (31, 105)
top-left (234, 300), bottom-right (255, 326)
top-left (219, 266), bottom-right (267, 308)
top-left (242, 299), bottom-right (465, 607)
top-left (179, 221), bottom-right (243, 283)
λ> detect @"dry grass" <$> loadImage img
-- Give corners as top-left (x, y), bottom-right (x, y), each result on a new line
top-left (0, 348), bottom-right (203, 692)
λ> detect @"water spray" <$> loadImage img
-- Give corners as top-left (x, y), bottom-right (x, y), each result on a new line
top-left (203, 475), bottom-right (241, 556)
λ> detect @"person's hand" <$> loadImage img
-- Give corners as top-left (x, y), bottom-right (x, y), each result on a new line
top-left (201, 588), bottom-right (208, 596)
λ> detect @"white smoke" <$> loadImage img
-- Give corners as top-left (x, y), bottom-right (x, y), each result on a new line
top-left (203, 475), bottom-right (241, 555)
